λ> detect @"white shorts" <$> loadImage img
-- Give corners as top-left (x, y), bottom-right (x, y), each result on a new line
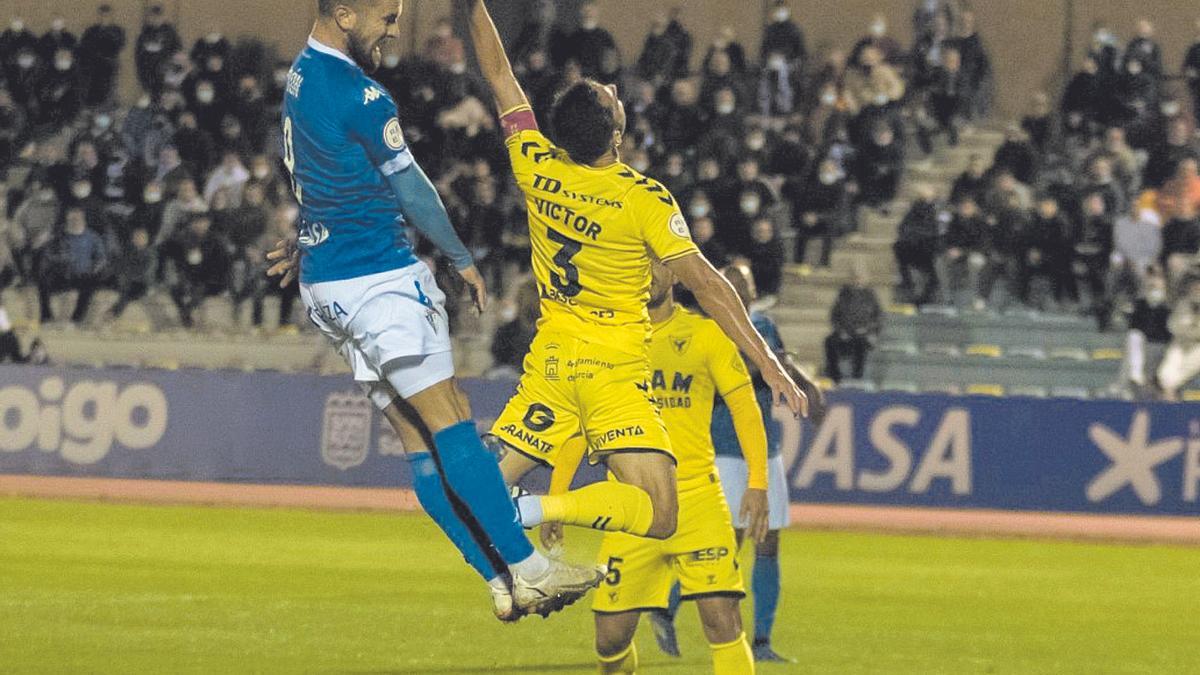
top-left (715, 455), bottom-right (791, 531)
top-left (301, 263), bottom-right (455, 400)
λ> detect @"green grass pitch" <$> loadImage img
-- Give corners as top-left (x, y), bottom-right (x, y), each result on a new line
top-left (2, 497), bottom-right (1198, 674)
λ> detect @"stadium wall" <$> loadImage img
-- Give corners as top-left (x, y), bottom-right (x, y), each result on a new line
top-left (6, 0), bottom-right (1200, 116)
top-left (3, 364), bottom-right (1199, 522)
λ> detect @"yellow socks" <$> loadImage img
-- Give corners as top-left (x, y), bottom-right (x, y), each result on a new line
top-left (597, 642), bottom-right (637, 674)
top-left (711, 633), bottom-right (754, 674)
top-left (540, 481), bottom-right (654, 536)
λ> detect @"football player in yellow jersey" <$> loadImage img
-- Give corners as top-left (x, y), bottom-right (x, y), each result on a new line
top-left (515, 260), bottom-right (769, 674)
top-left (466, 1), bottom-right (805, 553)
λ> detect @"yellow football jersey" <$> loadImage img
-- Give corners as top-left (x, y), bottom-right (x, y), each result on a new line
top-left (647, 306), bottom-right (753, 490)
top-left (503, 110), bottom-right (699, 358)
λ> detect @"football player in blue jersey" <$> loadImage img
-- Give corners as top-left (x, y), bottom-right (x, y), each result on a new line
top-left (267, 0), bottom-right (603, 622)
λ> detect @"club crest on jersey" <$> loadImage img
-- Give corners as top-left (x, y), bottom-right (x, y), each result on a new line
top-left (384, 118), bottom-right (406, 151)
top-left (671, 336), bottom-right (691, 355)
top-left (363, 86), bottom-right (384, 105)
top-left (669, 213), bottom-right (691, 239)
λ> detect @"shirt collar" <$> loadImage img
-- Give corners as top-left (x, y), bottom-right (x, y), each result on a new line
top-left (307, 36), bottom-right (358, 68)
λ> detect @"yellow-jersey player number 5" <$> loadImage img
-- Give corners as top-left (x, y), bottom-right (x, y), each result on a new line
top-left (282, 116), bottom-right (302, 205)
top-left (547, 227), bottom-right (583, 297)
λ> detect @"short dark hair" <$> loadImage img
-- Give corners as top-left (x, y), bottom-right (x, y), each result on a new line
top-left (317, 0), bottom-right (365, 17)
top-left (550, 81), bottom-right (615, 165)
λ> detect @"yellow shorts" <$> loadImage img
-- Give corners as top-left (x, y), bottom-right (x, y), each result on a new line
top-left (592, 478), bottom-right (744, 613)
top-left (491, 331), bottom-right (673, 467)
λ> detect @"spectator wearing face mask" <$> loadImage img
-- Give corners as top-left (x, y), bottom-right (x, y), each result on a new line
top-left (1159, 276), bottom-right (1200, 400)
top-left (3, 20), bottom-right (42, 112)
top-left (690, 215), bottom-right (729, 270)
top-left (893, 186), bottom-right (942, 306)
top-left (38, 206), bottom-right (107, 324)
top-left (825, 266), bottom-right (882, 383)
top-left (787, 159), bottom-right (855, 268)
top-left (108, 227), bottom-right (157, 319)
top-left (172, 113), bottom-right (217, 180)
top-left (564, 3), bottom-right (617, 80)
top-left (167, 213), bottom-right (231, 328)
top-left (851, 15), bottom-right (904, 68)
top-left (1125, 19), bottom-right (1164, 79)
top-left (204, 151), bottom-right (250, 208)
top-left (661, 78), bottom-right (707, 153)
top-left (638, 12), bottom-right (680, 86)
top-left (704, 25), bottom-right (747, 76)
top-left (743, 218), bottom-right (784, 298)
top-left (79, 5), bottom-right (126, 107)
top-left (14, 182), bottom-right (60, 278)
top-left (1072, 191), bottom-right (1116, 326)
top-left (1063, 57), bottom-right (1105, 136)
top-left (1125, 270), bottom-right (1173, 395)
top-left (918, 47), bottom-right (967, 154)
top-left (939, 196), bottom-right (995, 309)
top-left (762, 1), bottom-right (806, 66)
top-left (855, 120), bottom-right (903, 208)
top-left (37, 30), bottom-right (81, 126)
top-left (1017, 196), bottom-right (1072, 309)
top-left (135, 3), bottom-right (181, 96)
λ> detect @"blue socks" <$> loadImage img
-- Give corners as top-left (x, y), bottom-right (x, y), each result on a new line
top-left (406, 453), bottom-right (500, 582)
top-left (665, 580), bottom-right (682, 619)
top-left (434, 422), bottom-right (536, 565)
top-left (751, 554), bottom-right (781, 644)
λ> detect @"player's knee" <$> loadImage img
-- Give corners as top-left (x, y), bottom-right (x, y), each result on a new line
top-left (595, 632), bottom-right (634, 660)
top-left (698, 599), bottom-right (743, 644)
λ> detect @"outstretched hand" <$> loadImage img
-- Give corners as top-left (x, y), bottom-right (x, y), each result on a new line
top-left (459, 264), bottom-right (489, 314)
top-left (763, 359), bottom-right (809, 418)
top-left (265, 239), bottom-right (300, 289)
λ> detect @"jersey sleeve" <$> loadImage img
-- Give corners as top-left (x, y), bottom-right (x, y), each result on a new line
top-left (634, 183), bottom-right (700, 264)
top-left (502, 104), bottom-right (554, 193)
top-left (704, 322), bottom-right (754, 398)
top-left (344, 83), bottom-right (415, 177)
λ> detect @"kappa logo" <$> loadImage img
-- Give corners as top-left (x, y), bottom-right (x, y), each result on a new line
top-left (1086, 410), bottom-right (1199, 505)
top-left (320, 390), bottom-right (373, 471)
top-left (363, 86), bottom-right (384, 105)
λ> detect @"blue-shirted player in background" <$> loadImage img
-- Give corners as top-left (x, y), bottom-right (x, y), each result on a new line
top-left (267, 0), bottom-right (604, 622)
top-left (650, 263), bottom-right (823, 663)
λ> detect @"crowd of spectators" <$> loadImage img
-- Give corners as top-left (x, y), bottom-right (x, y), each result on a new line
top-left (878, 16), bottom-right (1200, 396)
top-left (1, 3), bottom-right (299, 330)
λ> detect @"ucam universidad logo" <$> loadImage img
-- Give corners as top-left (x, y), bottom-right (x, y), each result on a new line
top-left (1087, 410), bottom-right (1200, 505)
top-left (0, 377), bottom-right (169, 465)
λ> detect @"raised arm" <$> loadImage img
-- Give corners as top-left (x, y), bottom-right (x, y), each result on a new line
top-left (666, 253), bottom-right (808, 417)
top-left (467, 0), bottom-right (531, 116)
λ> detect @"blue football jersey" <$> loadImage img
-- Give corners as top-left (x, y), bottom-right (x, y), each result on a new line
top-left (281, 37), bottom-right (420, 283)
top-left (713, 311), bottom-right (785, 458)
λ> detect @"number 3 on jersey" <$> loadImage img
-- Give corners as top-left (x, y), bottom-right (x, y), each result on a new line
top-left (282, 116), bottom-right (303, 205)
top-left (547, 227), bottom-right (583, 297)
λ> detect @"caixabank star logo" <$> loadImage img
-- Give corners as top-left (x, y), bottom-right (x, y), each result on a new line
top-left (1087, 410), bottom-right (1200, 505)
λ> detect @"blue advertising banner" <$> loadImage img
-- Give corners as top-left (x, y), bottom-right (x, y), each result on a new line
top-left (1, 365), bottom-right (1198, 516)
top-left (783, 392), bottom-right (1200, 516)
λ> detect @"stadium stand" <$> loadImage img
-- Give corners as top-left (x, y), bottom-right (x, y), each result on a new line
top-left (3, 2), bottom-right (1200, 402)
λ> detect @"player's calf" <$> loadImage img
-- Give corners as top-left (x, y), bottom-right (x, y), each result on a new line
top-left (607, 450), bottom-right (678, 539)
